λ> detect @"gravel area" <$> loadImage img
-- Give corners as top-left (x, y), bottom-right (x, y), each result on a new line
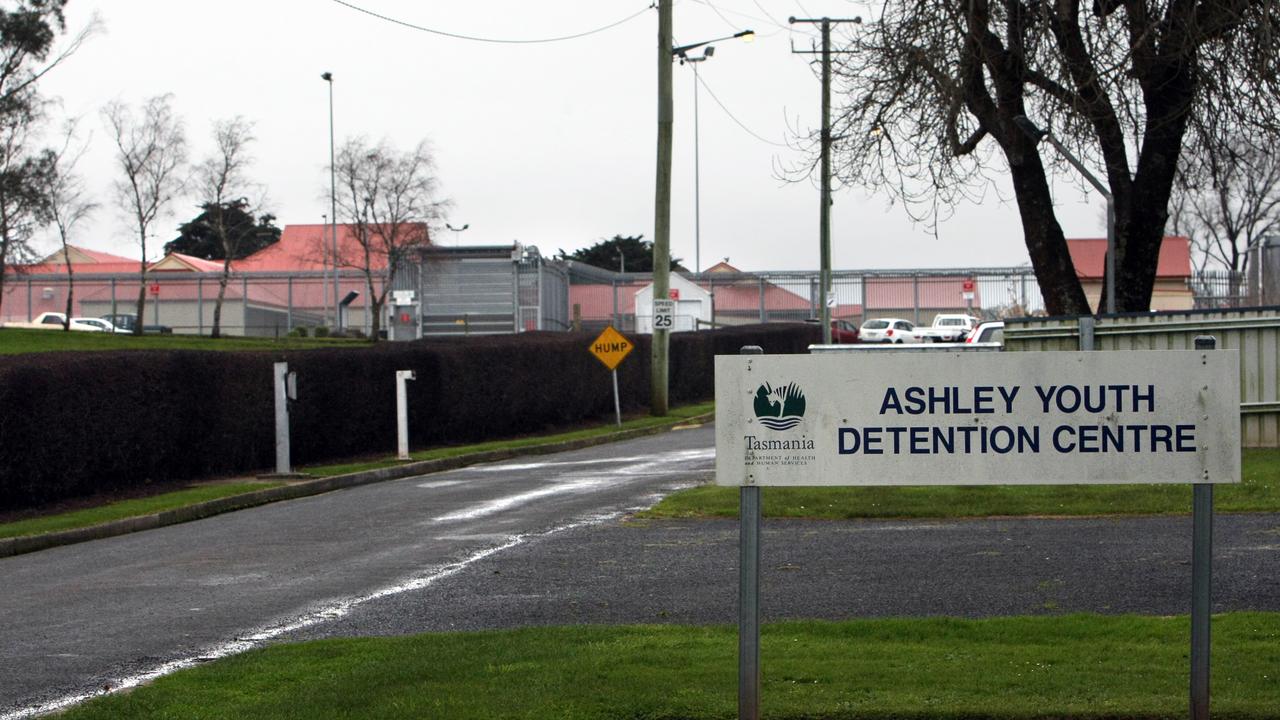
top-left (282, 512), bottom-right (1280, 640)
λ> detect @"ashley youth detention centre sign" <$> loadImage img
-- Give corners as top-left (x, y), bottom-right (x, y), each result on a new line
top-left (715, 351), bottom-right (1240, 486)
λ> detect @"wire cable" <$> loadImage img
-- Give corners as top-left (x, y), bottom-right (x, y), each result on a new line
top-left (330, 0), bottom-right (652, 44)
top-left (693, 71), bottom-right (790, 148)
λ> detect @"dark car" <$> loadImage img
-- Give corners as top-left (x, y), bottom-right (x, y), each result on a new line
top-left (806, 318), bottom-right (860, 343)
top-left (100, 313), bottom-right (173, 334)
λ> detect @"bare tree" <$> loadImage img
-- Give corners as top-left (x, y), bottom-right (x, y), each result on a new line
top-left (44, 119), bottom-right (96, 330)
top-left (1169, 127), bottom-right (1280, 277)
top-left (333, 137), bottom-right (446, 341)
top-left (194, 116), bottom-right (260, 338)
top-left (827, 2), bottom-right (1280, 314)
top-left (103, 95), bottom-right (186, 334)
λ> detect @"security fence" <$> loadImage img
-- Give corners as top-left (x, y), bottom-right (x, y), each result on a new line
top-left (1, 249), bottom-right (1266, 339)
top-left (0, 245), bottom-right (570, 339)
top-left (566, 263), bottom-right (1046, 334)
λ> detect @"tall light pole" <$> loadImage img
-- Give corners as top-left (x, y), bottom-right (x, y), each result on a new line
top-left (322, 71), bottom-right (339, 327)
top-left (446, 222), bottom-right (470, 247)
top-left (1014, 115), bottom-right (1116, 315)
top-left (674, 33), bottom-right (755, 276)
top-left (686, 50), bottom-right (708, 275)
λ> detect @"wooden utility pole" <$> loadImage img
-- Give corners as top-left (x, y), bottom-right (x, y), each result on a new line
top-left (651, 0), bottom-right (673, 416)
top-left (790, 16), bottom-right (860, 345)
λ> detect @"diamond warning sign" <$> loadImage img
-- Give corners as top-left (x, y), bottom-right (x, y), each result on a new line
top-left (589, 326), bottom-right (634, 371)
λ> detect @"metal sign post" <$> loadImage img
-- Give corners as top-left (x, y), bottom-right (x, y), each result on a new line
top-left (1191, 335), bottom-right (1216, 720)
top-left (738, 345), bottom-right (763, 720)
top-left (588, 326), bottom-right (635, 427)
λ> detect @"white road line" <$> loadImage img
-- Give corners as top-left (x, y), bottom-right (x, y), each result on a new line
top-left (461, 455), bottom-right (653, 472)
top-left (415, 480), bottom-right (466, 489)
top-left (0, 514), bottom-right (618, 720)
top-left (432, 449), bottom-right (715, 523)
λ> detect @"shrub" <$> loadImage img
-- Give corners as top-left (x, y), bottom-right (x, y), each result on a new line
top-left (313, 326), bottom-right (330, 338)
top-left (288, 327), bottom-right (308, 338)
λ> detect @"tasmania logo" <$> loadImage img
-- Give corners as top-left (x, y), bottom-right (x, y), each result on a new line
top-left (752, 382), bottom-right (806, 431)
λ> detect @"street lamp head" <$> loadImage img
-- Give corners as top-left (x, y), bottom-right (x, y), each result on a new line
top-left (321, 71), bottom-right (333, 82)
top-left (1013, 115), bottom-right (1047, 144)
top-left (672, 29), bottom-right (754, 59)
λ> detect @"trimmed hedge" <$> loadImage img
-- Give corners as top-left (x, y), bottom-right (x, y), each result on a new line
top-left (0, 323), bottom-right (818, 511)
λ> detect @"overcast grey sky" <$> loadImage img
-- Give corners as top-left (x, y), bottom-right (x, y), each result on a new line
top-left (39, 0), bottom-right (1103, 272)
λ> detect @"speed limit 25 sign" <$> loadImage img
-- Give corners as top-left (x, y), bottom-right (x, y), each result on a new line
top-left (652, 298), bottom-right (675, 331)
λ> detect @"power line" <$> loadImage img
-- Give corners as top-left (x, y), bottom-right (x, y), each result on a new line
top-left (330, 0), bottom-right (652, 44)
top-left (694, 71), bottom-right (789, 148)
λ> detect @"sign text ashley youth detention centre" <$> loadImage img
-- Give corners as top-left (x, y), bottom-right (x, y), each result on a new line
top-left (715, 352), bottom-right (1240, 486)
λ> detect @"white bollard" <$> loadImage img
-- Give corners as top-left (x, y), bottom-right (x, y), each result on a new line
top-left (396, 370), bottom-right (416, 460)
top-left (273, 362), bottom-right (297, 474)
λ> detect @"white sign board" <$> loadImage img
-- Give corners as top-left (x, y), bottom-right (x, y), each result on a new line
top-left (715, 351), bottom-right (1240, 486)
top-left (391, 290), bottom-right (416, 306)
top-left (652, 298), bottom-right (676, 331)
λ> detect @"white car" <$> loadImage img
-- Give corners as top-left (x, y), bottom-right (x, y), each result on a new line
top-left (920, 313), bottom-right (982, 342)
top-left (69, 317), bottom-right (120, 333)
top-left (859, 317), bottom-right (923, 344)
top-left (966, 320), bottom-right (1005, 344)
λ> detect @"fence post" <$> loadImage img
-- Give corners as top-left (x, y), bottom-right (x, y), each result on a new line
top-left (26, 278), bottom-right (32, 321)
top-left (1078, 316), bottom-right (1095, 352)
top-left (110, 277), bottom-right (117, 317)
top-left (287, 276), bottom-right (293, 331)
top-left (912, 273), bottom-right (920, 325)
top-left (197, 277), bottom-right (204, 335)
top-left (738, 345), bottom-right (763, 720)
top-left (758, 278), bottom-right (766, 322)
top-left (242, 276), bottom-right (249, 336)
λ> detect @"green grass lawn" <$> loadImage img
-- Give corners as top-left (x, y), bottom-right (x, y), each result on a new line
top-left (0, 482), bottom-right (284, 540)
top-left (641, 448), bottom-right (1280, 519)
top-left (0, 327), bottom-right (369, 354)
top-left (55, 613), bottom-right (1280, 719)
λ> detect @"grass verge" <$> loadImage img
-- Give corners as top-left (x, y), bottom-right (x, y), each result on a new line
top-left (302, 402), bottom-right (715, 478)
top-left (0, 327), bottom-right (369, 354)
top-left (0, 482), bottom-right (284, 540)
top-left (56, 613), bottom-right (1280, 719)
top-left (640, 448), bottom-right (1280, 520)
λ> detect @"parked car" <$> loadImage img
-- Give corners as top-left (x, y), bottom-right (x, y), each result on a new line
top-left (806, 318), bottom-right (860, 343)
top-left (69, 317), bottom-right (119, 333)
top-left (919, 313), bottom-right (981, 343)
top-left (966, 320), bottom-right (1005, 344)
top-left (101, 313), bottom-right (173, 334)
top-left (859, 317), bottom-right (923, 344)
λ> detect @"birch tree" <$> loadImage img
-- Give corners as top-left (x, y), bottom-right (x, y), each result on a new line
top-left (103, 95), bottom-right (186, 334)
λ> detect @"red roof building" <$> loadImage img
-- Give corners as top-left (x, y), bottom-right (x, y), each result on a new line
top-left (1065, 236), bottom-right (1193, 311)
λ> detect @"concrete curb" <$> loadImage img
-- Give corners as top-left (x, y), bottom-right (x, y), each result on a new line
top-left (0, 413), bottom-right (713, 559)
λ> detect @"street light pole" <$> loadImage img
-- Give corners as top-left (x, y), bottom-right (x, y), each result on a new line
top-left (652, 15), bottom-right (754, 415)
top-left (322, 71), bottom-right (339, 328)
top-left (1013, 115), bottom-right (1116, 314)
top-left (690, 54), bottom-right (705, 275)
top-left (446, 222), bottom-right (470, 247)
